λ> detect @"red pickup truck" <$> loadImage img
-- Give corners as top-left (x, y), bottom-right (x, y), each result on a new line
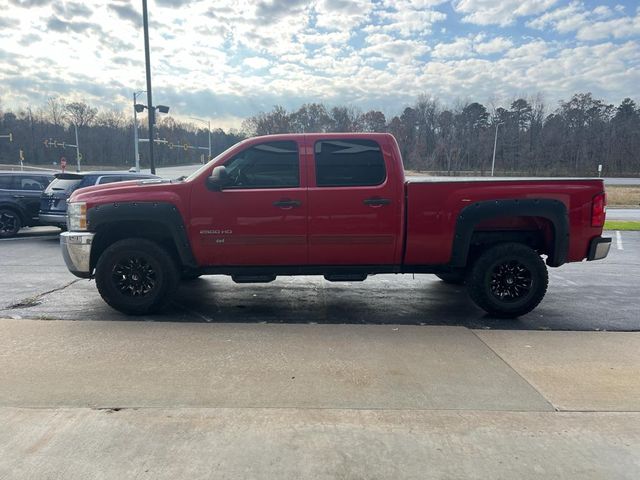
top-left (61, 133), bottom-right (610, 317)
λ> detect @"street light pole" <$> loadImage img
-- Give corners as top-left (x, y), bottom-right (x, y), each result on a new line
top-left (142, 0), bottom-right (156, 174)
top-left (491, 122), bottom-right (504, 177)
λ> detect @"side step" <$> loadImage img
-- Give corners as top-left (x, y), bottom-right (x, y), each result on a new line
top-left (232, 275), bottom-right (277, 284)
top-left (324, 274), bottom-right (368, 282)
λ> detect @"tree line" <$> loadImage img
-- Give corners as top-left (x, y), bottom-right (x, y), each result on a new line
top-left (1, 93), bottom-right (639, 176)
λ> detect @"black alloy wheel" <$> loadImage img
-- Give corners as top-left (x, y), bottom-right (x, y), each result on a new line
top-left (95, 238), bottom-right (179, 315)
top-left (489, 260), bottom-right (532, 302)
top-left (466, 242), bottom-right (548, 318)
top-left (0, 209), bottom-right (21, 238)
top-left (112, 256), bottom-right (157, 297)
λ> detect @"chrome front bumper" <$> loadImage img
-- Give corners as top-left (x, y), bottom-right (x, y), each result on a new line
top-left (60, 232), bottom-right (95, 278)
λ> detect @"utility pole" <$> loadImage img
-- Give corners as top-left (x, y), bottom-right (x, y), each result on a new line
top-left (142, 0), bottom-right (156, 174)
top-left (491, 122), bottom-right (504, 177)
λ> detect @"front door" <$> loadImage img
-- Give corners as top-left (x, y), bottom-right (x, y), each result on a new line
top-left (190, 139), bottom-right (307, 266)
top-left (307, 137), bottom-right (402, 265)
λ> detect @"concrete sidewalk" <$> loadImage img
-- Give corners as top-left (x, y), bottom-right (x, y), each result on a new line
top-left (0, 319), bottom-right (639, 479)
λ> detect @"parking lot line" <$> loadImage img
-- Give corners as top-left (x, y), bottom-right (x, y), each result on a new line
top-left (616, 230), bottom-right (624, 250)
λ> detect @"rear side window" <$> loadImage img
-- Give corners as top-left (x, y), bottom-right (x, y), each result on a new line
top-left (315, 139), bottom-right (386, 187)
top-left (224, 141), bottom-right (299, 188)
top-left (0, 175), bottom-right (15, 190)
top-left (18, 176), bottom-right (48, 190)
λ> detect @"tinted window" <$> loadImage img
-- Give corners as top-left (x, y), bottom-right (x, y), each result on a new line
top-left (98, 176), bottom-right (122, 184)
top-left (19, 176), bottom-right (48, 190)
top-left (224, 141), bottom-right (299, 188)
top-left (0, 175), bottom-right (16, 190)
top-left (45, 178), bottom-right (82, 193)
top-left (315, 139), bottom-right (386, 187)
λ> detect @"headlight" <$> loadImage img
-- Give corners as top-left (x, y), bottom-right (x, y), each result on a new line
top-left (67, 202), bottom-right (87, 231)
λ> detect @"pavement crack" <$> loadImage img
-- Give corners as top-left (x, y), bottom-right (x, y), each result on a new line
top-left (7, 279), bottom-right (80, 310)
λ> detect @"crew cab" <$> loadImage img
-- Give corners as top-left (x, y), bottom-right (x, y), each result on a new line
top-left (60, 133), bottom-right (610, 317)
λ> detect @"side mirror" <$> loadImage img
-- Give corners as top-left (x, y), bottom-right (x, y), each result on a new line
top-left (207, 165), bottom-right (229, 191)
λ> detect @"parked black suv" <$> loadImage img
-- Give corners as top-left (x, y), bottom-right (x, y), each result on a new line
top-left (0, 171), bottom-right (55, 238)
top-left (39, 171), bottom-right (159, 228)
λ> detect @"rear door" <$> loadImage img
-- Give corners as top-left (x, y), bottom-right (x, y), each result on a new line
top-left (307, 137), bottom-right (402, 265)
top-left (15, 175), bottom-right (51, 221)
top-left (189, 139), bottom-right (308, 266)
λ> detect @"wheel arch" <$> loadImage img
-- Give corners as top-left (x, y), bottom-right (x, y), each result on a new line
top-left (87, 202), bottom-right (197, 272)
top-left (450, 198), bottom-right (569, 268)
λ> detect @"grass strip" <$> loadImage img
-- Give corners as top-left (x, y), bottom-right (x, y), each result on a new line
top-left (604, 220), bottom-right (640, 231)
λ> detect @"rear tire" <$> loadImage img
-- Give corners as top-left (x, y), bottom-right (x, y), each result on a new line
top-left (0, 208), bottom-right (22, 238)
top-left (466, 243), bottom-right (548, 318)
top-left (95, 238), bottom-right (179, 315)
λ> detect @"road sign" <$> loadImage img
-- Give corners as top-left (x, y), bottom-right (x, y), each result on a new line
top-left (78, 153), bottom-right (83, 161)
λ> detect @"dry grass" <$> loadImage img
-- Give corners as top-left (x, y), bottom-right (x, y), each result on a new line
top-left (606, 186), bottom-right (640, 207)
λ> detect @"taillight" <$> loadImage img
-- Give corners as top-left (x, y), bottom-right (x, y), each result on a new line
top-left (591, 192), bottom-right (606, 227)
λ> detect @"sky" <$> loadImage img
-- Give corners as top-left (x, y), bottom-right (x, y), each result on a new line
top-left (0, 0), bottom-right (639, 129)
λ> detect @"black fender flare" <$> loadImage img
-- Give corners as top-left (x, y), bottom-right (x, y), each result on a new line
top-left (450, 198), bottom-right (569, 268)
top-left (87, 201), bottom-right (197, 268)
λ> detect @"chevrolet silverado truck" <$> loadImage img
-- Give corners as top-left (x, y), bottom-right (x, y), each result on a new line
top-left (60, 133), bottom-right (610, 317)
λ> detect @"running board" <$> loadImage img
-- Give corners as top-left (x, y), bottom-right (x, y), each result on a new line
top-left (324, 274), bottom-right (368, 282)
top-left (232, 275), bottom-right (277, 284)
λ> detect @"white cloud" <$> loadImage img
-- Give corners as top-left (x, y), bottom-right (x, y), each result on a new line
top-left (242, 57), bottom-right (270, 69)
top-left (454, 0), bottom-right (558, 26)
top-left (432, 35), bottom-right (514, 58)
top-left (527, 3), bottom-right (640, 42)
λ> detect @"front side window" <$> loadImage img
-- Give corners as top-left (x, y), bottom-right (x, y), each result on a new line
top-left (315, 139), bottom-right (386, 187)
top-left (224, 141), bottom-right (299, 189)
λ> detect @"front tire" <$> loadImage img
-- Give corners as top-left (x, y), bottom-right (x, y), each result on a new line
top-left (466, 243), bottom-right (548, 318)
top-left (0, 208), bottom-right (22, 238)
top-left (95, 238), bottom-right (179, 315)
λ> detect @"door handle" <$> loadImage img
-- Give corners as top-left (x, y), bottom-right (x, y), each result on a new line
top-left (273, 199), bottom-right (301, 209)
top-left (363, 197), bottom-right (391, 207)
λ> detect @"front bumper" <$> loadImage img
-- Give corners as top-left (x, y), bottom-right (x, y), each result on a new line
top-left (39, 212), bottom-right (67, 227)
top-left (587, 236), bottom-right (611, 261)
top-left (60, 231), bottom-right (95, 278)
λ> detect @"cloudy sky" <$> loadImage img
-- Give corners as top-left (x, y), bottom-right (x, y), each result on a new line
top-left (0, 0), bottom-right (638, 128)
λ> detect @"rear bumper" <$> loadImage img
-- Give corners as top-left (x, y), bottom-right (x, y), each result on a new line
top-left (39, 212), bottom-right (67, 227)
top-left (60, 232), bottom-right (94, 278)
top-left (587, 236), bottom-right (611, 261)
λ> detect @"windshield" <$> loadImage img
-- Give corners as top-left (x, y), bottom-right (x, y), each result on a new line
top-left (184, 139), bottom-right (247, 182)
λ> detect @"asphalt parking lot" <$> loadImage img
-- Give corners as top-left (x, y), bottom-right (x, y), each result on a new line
top-left (1, 227), bottom-right (638, 331)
